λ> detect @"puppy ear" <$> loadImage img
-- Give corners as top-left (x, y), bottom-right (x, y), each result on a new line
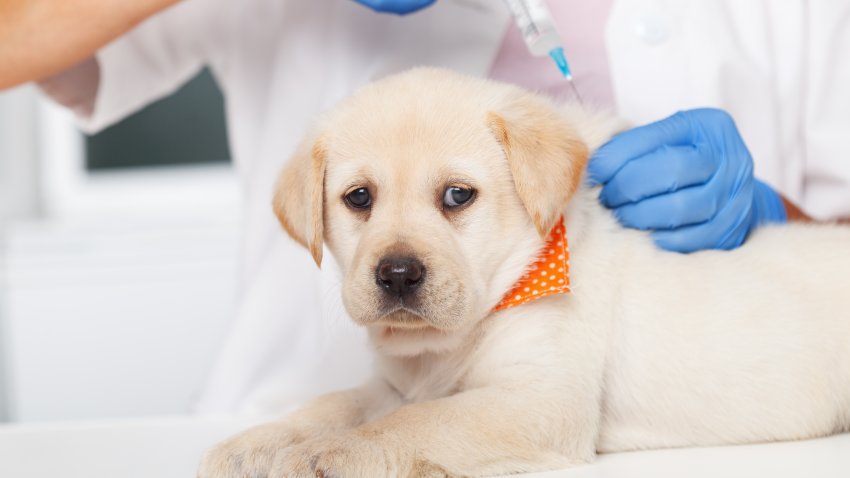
top-left (488, 92), bottom-right (589, 237)
top-left (272, 134), bottom-right (327, 267)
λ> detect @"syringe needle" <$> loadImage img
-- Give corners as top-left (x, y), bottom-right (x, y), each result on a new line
top-left (549, 48), bottom-right (585, 106)
top-left (566, 76), bottom-right (584, 106)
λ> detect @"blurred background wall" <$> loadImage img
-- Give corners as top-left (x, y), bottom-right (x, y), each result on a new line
top-left (0, 85), bottom-right (41, 422)
top-left (0, 70), bottom-right (241, 423)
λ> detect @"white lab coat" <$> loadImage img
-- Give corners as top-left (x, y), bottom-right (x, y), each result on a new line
top-left (76, 0), bottom-right (850, 413)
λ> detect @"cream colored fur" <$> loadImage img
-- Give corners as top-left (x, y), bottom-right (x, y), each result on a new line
top-left (198, 68), bottom-right (850, 478)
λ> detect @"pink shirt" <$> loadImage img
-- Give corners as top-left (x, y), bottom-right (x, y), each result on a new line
top-left (489, 0), bottom-right (615, 109)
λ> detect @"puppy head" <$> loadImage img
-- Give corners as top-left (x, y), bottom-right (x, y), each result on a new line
top-left (274, 68), bottom-right (588, 356)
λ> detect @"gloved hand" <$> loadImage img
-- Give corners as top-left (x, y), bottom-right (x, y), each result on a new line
top-left (352, 0), bottom-right (437, 15)
top-left (587, 108), bottom-right (787, 253)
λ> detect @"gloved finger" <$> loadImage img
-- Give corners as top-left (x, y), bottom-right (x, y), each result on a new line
top-left (355, 0), bottom-right (437, 14)
top-left (651, 186), bottom-right (754, 252)
top-left (599, 145), bottom-right (717, 208)
top-left (612, 183), bottom-right (723, 230)
top-left (587, 111), bottom-right (695, 185)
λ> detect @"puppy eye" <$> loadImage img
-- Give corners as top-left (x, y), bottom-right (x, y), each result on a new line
top-left (443, 186), bottom-right (475, 208)
top-left (345, 187), bottom-right (372, 209)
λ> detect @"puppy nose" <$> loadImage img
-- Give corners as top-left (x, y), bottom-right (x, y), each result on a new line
top-left (376, 256), bottom-right (425, 297)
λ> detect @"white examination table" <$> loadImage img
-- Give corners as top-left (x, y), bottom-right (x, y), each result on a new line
top-left (0, 416), bottom-right (847, 477)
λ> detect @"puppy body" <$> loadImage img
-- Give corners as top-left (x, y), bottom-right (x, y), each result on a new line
top-left (584, 206), bottom-right (850, 452)
top-left (370, 185), bottom-right (850, 463)
top-left (199, 69), bottom-right (850, 478)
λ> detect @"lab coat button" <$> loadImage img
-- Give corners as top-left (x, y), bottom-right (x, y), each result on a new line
top-left (635, 15), bottom-right (670, 46)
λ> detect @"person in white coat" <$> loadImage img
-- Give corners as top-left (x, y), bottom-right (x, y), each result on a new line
top-left (1, 0), bottom-right (847, 414)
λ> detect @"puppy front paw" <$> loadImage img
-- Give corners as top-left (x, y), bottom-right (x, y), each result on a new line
top-left (271, 432), bottom-right (445, 478)
top-left (197, 422), bottom-right (313, 478)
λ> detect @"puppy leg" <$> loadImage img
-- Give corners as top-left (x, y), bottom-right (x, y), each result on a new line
top-left (273, 385), bottom-right (595, 478)
top-left (198, 379), bottom-right (402, 478)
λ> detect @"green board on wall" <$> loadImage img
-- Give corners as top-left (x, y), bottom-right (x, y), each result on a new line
top-left (85, 68), bottom-right (231, 170)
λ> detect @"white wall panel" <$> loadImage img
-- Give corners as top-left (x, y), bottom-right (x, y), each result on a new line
top-left (4, 217), bottom-right (240, 422)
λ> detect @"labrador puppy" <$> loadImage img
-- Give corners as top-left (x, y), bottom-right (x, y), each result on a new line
top-left (198, 68), bottom-right (850, 478)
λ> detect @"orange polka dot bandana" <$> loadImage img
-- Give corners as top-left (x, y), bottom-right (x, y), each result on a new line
top-left (494, 216), bottom-right (570, 312)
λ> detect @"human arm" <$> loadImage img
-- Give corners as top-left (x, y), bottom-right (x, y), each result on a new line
top-left (0, 0), bottom-right (437, 90)
top-left (0, 0), bottom-right (183, 90)
top-left (780, 196), bottom-right (812, 222)
top-left (783, 199), bottom-right (850, 225)
top-left (777, 197), bottom-right (850, 224)
top-left (20, 0), bottom-right (232, 133)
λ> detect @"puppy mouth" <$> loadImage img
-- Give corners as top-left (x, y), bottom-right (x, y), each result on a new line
top-left (349, 299), bottom-right (433, 329)
top-left (374, 308), bottom-right (431, 329)
top-left (375, 309), bottom-right (449, 340)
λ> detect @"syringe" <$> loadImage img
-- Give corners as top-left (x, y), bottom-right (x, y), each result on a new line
top-left (501, 0), bottom-right (584, 104)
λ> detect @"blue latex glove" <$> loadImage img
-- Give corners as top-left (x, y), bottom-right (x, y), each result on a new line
top-left (352, 0), bottom-right (437, 14)
top-left (588, 108), bottom-right (787, 253)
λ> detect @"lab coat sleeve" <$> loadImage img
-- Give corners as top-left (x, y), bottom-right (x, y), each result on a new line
top-left (78, 0), bottom-right (237, 133)
top-left (802, 1), bottom-right (850, 220)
